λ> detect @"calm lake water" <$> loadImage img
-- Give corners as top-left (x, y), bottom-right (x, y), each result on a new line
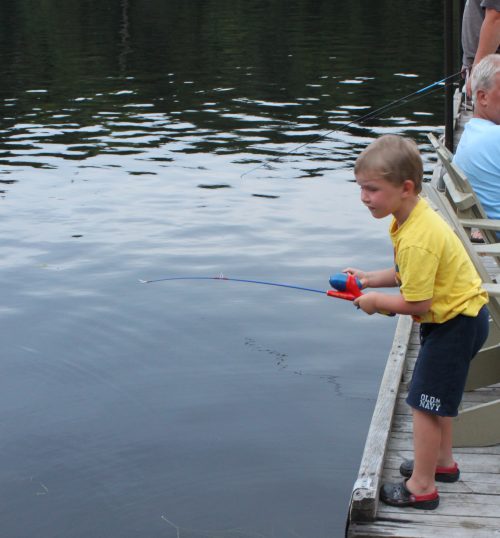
top-left (1, 1), bottom-right (450, 537)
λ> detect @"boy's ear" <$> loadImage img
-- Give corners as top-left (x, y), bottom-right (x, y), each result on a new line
top-left (402, 179), bottom-right (417, 196)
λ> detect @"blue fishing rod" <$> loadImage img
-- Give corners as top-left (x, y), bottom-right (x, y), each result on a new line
top-left (240, 70), bottom-right (462, 178)
top-left (139, 273), bottom-right (395, 315)
top-left (140, 274), bottom-right (328, 295)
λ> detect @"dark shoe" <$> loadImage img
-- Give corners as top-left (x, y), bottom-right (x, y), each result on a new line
top-left (399, 459), bottom-right (460, 483)
top-left (470, 230), bottom-right (484, 244)
top-left (380, 480), bottom-right (439, 510)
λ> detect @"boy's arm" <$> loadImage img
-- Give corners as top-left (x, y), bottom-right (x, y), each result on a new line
top-left (354, 291), bottom-right (432, 316)
top-left (343, 267), bottom-right (397, 289)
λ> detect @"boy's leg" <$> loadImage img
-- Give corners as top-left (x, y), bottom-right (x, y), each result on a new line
top-left (380, 407), bottom-right (440, 509)
top-left (438, 416), bottom-right (455, 468)
top-left (406, 408), bottom-right (440, 495)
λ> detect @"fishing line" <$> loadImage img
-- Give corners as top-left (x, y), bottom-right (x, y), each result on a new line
top-left (139, 274), bottom-right (327, 294)
top-left (139, 273), bottom-right (395, 315)
top-left (240, 70), bottom-right (462, 178)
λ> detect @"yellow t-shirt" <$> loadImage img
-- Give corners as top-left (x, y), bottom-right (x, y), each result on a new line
top-left (390, 197), bottom-right (488, 324)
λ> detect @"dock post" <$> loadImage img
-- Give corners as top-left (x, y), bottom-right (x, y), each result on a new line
top-left (444, 0), bottom-right (455, 152)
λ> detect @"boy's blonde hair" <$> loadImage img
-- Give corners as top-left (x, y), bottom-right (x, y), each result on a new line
top-left (354, 134), bottom-right (423, 194)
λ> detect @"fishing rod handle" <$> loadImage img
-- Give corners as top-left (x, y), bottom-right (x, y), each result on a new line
top-left (329, 273), bottom-right (363, 297)
top-left (326, 290), bottom-right (358, 301)
top-left (329, 272), bottom-right (395, 316)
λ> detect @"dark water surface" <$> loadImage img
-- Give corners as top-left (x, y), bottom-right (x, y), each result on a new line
top-left (1, 2), bottom-right (448, 537)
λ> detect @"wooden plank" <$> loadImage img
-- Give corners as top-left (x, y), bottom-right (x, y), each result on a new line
top-left (442, 173), bottom-right (476, 210)
top-left (348, 315), bottom-right (413, 522)
top-left (379, 492), bottom-right (500, 518)
top-left (384, 451), bottom-right (500, 474)
top-left (459, 218), bottom-right (500, 231)
top-left (484, 320), bottom-right (500, 346)
top-left (464, 388), bottom-right (500, 400)
top-left (483, 283), bottom-right (500, 297)
top-left (454, 400), bottom-right (500, 447)
top-left (465, 344), bottom-right (500, 391)
top-left (428, 132), bottom-right (453, 161)
top-left (350, 505), bottom-right (500, 538)
top-left (349, 520), bottom-right (500, 538)
top-left (387, 433), bottom-right (500, 455)
top-left (436, 148), bottom-right (474, 194)
top-left (475, 243), bottom-right (500, 255)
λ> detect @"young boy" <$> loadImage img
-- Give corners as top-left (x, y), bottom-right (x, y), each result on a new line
top-left (346, 134), bottom-right (489, 510)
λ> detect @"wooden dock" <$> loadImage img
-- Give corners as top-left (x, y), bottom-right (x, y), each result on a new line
top-left (347, 323), bottom-right (500, 538)
top-left (346, 100), bottom-right (500, 537)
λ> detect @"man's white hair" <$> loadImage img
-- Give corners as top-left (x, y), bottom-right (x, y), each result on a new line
top-left (471, 53), bottom-right (500, 103)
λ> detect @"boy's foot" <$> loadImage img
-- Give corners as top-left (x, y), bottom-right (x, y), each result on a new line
top-left (399, 460), bottom-right (460, 483)
top-left (380, 480), bottom-right (439, 510)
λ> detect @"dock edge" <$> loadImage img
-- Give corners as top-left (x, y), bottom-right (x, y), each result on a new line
top-left (347, 314), bottom-right (413, 523)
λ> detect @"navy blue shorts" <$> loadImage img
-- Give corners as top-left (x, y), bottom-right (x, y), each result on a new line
top-left (406, 305), bottom-right (489, 417)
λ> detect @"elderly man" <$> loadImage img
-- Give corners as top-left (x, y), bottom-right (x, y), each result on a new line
top-left (454, 54), bottom-right (500, 225)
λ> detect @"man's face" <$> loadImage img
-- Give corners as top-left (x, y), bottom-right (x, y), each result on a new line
top-left (478, 72), bottom-right (500, 124)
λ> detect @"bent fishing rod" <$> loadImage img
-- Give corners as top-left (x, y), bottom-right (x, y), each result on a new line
top-left (139, 272), bottom-right (395, 316)
top-left (240, 70), bottom-right (462, 178)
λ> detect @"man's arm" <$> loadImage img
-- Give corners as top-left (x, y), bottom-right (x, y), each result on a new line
top-left (467, 7), bottom-right (500, 95)
top-left (476, 7), bottom-right (500, 62)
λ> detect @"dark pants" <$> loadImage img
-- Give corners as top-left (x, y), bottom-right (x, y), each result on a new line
top-left (406, 305), bottom-right (490, 417)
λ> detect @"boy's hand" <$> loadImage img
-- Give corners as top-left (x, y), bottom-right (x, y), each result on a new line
top-left (343, 267), bottom-right (368, 289)
top-left (353, 292), bottom-right (380, 315)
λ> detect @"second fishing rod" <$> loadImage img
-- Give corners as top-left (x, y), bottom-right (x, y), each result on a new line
top-left (241, 70), bottom-right (462, 178)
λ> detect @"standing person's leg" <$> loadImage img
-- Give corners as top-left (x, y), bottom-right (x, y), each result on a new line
top-left (380, 410), bottom-right (439, 510)
top-left (438, 416), bottom-right (454, 467)
top-left (398, 413), bottom-right (460, 483)
top-left (380, 308), bottom-right (489, 509)
top-left (406, 409), bottom-right (440, 495)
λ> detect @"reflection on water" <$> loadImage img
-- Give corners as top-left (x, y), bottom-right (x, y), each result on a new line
top-left (0, 1), bottom-right (448, 536)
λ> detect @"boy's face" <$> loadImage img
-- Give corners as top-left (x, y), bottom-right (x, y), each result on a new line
top-left (355, 170), bottom-right (407, 220)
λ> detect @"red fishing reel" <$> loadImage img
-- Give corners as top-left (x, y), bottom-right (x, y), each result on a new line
top-left (327, 273), bottom-right (362, 301)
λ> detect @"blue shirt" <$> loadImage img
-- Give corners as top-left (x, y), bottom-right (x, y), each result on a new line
top-left (453, 117), bottom-right (500, 219)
